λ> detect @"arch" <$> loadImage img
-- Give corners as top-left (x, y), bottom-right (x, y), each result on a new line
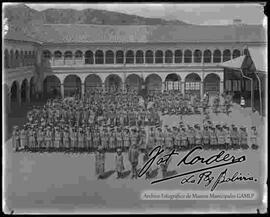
top-left (155, 50), bottom-right (163, 64)
top-left (85, 74), bottom-right (102, 92)
top-left (126, 74), bottom-right (143, 92)
top-left (184, 49), bottom-right (192, 63)
top-left (10, 50), bottom-right (14, 68)
top-left (43, 75), bottom-right (61, 99)
top-left (64, 75), bottom-right (81, 97)
top-left (243, 48), bottom-right (250, 56)
top-left (203, 50), bottom-right (211, 63)
top-left (165, 73), bottom-right (181, 91)
top-left (64, 51), bottom-right (73, 59)
top-left (136, 50), bottom-right (144, 64)
top-left (21, 79), bottom-right (28, 103)
top-left (126, 50), bottom-right (134, 64)
top-left (11, 80), bottom-right (19, 102)
top-left (105, 74), bottom-right (123, 92)
top-left (85, 50), bottom-right (94, 64)
top-left (105, 50), bottom-right (114, 64)
top-left (203, 73), bottom-right (220, 95)
top-left (194, 49), bottom-right (202, 63)
top-left (75, 50), bottom-right (83, 59)
top-left (213, 49), bottom-right (221, 63)
top-left (116, 50), bottom-right (124, 64)
top-left (233, 49), bottom-right (241, 58)
top-left (223, 49), bottom-right (231, 62)
top-left (54, 50), bottom-right (62, 59)
top-left (145, 50), bottom-right (154, 64)
top-left (165, 50), bottom-right (173, 64)
top-left (145, 73), bottom-right (162, 93)
top-left (185, 73), bottom-right (201, 96)
top-left (175, 50), bottom-right (182, 63)
top-left (95, 50), bottom-right (104, 64)
top-left (4, 49), bottom-right (9, 68)
top-left (15, 50), bottom-right (19, 67)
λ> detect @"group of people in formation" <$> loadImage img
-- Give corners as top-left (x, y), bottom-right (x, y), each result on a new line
top-left (11, 88), bottom-right (257, 179)
top-left (148, 90), bottom-right (233, 115)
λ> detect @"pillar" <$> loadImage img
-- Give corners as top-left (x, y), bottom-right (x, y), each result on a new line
top-left (60, 83), bottom-right (64, 98)
top-left (162, 82), bottom-right (166, 92)
top-left (81, 83), bottom-right (85, 99)
top-left (26, 85), bottom-right (30, 103)
top-left (17, 86), bottom-right (21, 106)
top-left (220, 80), bottom-right (224, 95)
top-left (200, 81), bottom-right (204, 99)
top-left (102, 82), bottom-right (105, 92)
top-left (181, 81), bottom-right (185, 96)
top-left (6, 87), bottom-right (11, 114)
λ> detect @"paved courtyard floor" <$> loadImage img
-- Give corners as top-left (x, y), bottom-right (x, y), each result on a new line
top-left (3, 103), bottom-right (267, 214)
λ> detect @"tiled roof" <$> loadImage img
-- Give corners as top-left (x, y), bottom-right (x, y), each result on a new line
top-left (4, 28), bottom-right (41, 43)
top-left (28, 24), bottom-right (266, 44)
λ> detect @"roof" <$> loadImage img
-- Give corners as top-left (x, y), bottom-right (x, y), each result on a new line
top-left (248, 47), bottom-right (267, 73)
top-left (26, 24), bottom-right (266, 44)
top-left (4, 28), bottom-right (41, 44)
top-left (218, 55), bottom-right (246, 70)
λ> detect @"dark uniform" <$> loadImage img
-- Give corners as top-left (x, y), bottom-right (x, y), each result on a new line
top-left (128, 144), bottom-right (139, 179)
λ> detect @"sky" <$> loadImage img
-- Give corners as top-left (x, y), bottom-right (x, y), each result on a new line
top-left (8, 3), bottom-right (268, 25)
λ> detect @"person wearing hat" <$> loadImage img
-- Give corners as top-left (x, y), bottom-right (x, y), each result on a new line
top-left (78, 127), bottom-right (84, 152)
top-left (159, 146), bottom-right (172, 178)
top-left (36, 127), bottom-right (43, 152)
top-left (187, 126), bottom-right (195, 150)
top-left (116, 128), bottom-right (123, 150)
top-left (95, 146), bottom-right (105, 177)
top-left (239, 126), bottom-right (248, 150)
top-left (28, 126), bottom-right (36, 152)
top-left (202, 125), bottom-right (210, 149)
top-left (93, 128), bottom-right (100, 152)
top-left (209, 127), bottom-right (217, 150)
top-left (128, 143), bottom-right (140, 179)
top-left (63, 127), bottom-right (70, 152)
top-left (224, 126), bottom-right (231, 150)
top-left (195, 125), bottom-right (202, 147)
top-left (12, 126), bottom-right (20, 152)
top-left (69, 126), bottom-right (76, 152)
top-left (54, 127), bottom-right (61, 152)
top-left (174, 128), bottom-right (181, 151)
top-left (217, 125), bottom-right (226, 150)
top-left (250, 126), bottom-right (258, 150)
top-left (165, 128), bottom-right (173, 150)
top-left (231, 126), bottom-right (240, 150)
top-left (115, 148), bottom-right (125, 179)
top-left (108, 128), bottom-right (116, 152)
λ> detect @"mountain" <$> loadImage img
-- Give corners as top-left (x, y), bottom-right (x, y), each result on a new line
top-left (4, 3), bottom-right (190, 32)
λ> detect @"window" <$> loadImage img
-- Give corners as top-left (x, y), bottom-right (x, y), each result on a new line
top-left (194, 50), bottom-right (202, 63)
top-left (203, 50), bottom-right (211, 63)
top-left (95, 50), bottom-right (104, 64)
top-left (126, 50), bottom-right (134, 64)
top-left (85, 51), bottom-right (93, 64)
top-left (184, 50), bottom-right (192, 63)
top-left (223, 49), bottom-right (231, 62)
top-left (75, 50), bottom-right (83, 59)
top-left (105, 50), bottom-right (114, 64)
top-left (233, 49), bottom-right (241, 58)
top-left (64, 51), bottom-right (73, 59)
top-left (175, 50), bottom-right (182, 63)
top-left (145, 50), bottom-right (153, 64)
top-left (136, 50), bottom-right (144, 64)
top-left (54, 51), bottom-right (62, 59)
top-left (165, 50), bottom-right (173, 63)
top-left (213, 50), bottom-right (221, 63)
top-left (155, 50), bottom-right (163, 63)
top-left (116, 50), bottom-right (124, 64)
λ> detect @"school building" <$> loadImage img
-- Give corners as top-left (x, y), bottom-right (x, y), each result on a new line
top-left (3, 21), bottom-right (267, 114)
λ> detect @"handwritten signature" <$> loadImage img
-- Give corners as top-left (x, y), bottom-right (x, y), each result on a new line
top-left (138, 146), bottom-right (256, 190)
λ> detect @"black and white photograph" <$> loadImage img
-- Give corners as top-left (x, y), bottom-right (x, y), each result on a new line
top-left (2, 2), bottom-right (268, 214)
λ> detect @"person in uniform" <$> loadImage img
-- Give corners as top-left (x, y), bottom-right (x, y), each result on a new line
top-left (194, 124), bottom-right (202, 147)
top-left (224, 126), bottom-right (231, 150)
top-left (85, 126), bottom-right (92, 152)
top-left (54, 127), bottom-right (61, 152)
top-left (239, 126), bottom-right (248, 149)
top-left (29, 127), bottom-right (35, 151)
top-left (45, 127), bottom-right (52, 152)
top-left (202, 125), bottom-right (210, 149)
top-left (209, 127), bottom-right (217, 150)
top-left (20, 126), bottom-right (27, 151)
top-left (250, 126), bottom-right (258, 150)
top-left (100, 128), bottom-right (107, 151)
top-left (165, 128), bottom-right (173, 150)
top-left (140, 128), bottom-right (147, 151)
top-left (116, 128), bottom-right (123, 150)
top-left (123, 128), bottom-right (130, 152)
top-left (115, 148), bottom-right (125, 179)
top-left (37, 127), bottom-right (43, 151)
top-left (159, 146), bottom-right (172, 178)
top-left (181, 127), bottom-right (188, 150)
top-left (63, 127), bottom-right (70, 152)
top-left (70, 127), bottom-right (76, 152)
top-left (148, 127), bottom-right (155, 150)
top-left (93, 128), bottom-right (100, 151)
top-left (187, 126), bottom-right (193, 150)
top-left (78, 127), bottom-right (84, 152)
top-left (231, 125), bottom-right (240, 149)
top-left (95, 146), bottom-right (105, 178)
top-left (109, 128), bottom-right (116, 152)
top-left (217, 125), bottom-right (225, 150)
top-left (128, 143), bottom-right (139, 179)
top-left (12, 126), bottom-right (19, 152)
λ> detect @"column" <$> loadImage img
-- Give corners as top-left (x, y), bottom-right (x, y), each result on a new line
top-left (220, 80), bottom-right (224, 94)
top-left (200, 81), bottom-right (204, 99)
top-left (60, 83), bottom-right (64, 98)
top-left (26, 85), bottom-right (30, 103)
top-left (81, 83), bottom-right (85, 99)
top-left (162, 82), bottom-right (166, 92)
top-left (143, 52), bottom-right (146, 64)
top-left (102, 82), bottom-right (105, 92)
top-left (172, 54), bottom-right (175, 64)
top-left (17, 86), bottom-right (21, 106)
top-left (82, 55), bottom-right (85, 65)
top-left (181, 81), bottom-right (185, 96)
top-left (6, 87), bottom-right (11, 114)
